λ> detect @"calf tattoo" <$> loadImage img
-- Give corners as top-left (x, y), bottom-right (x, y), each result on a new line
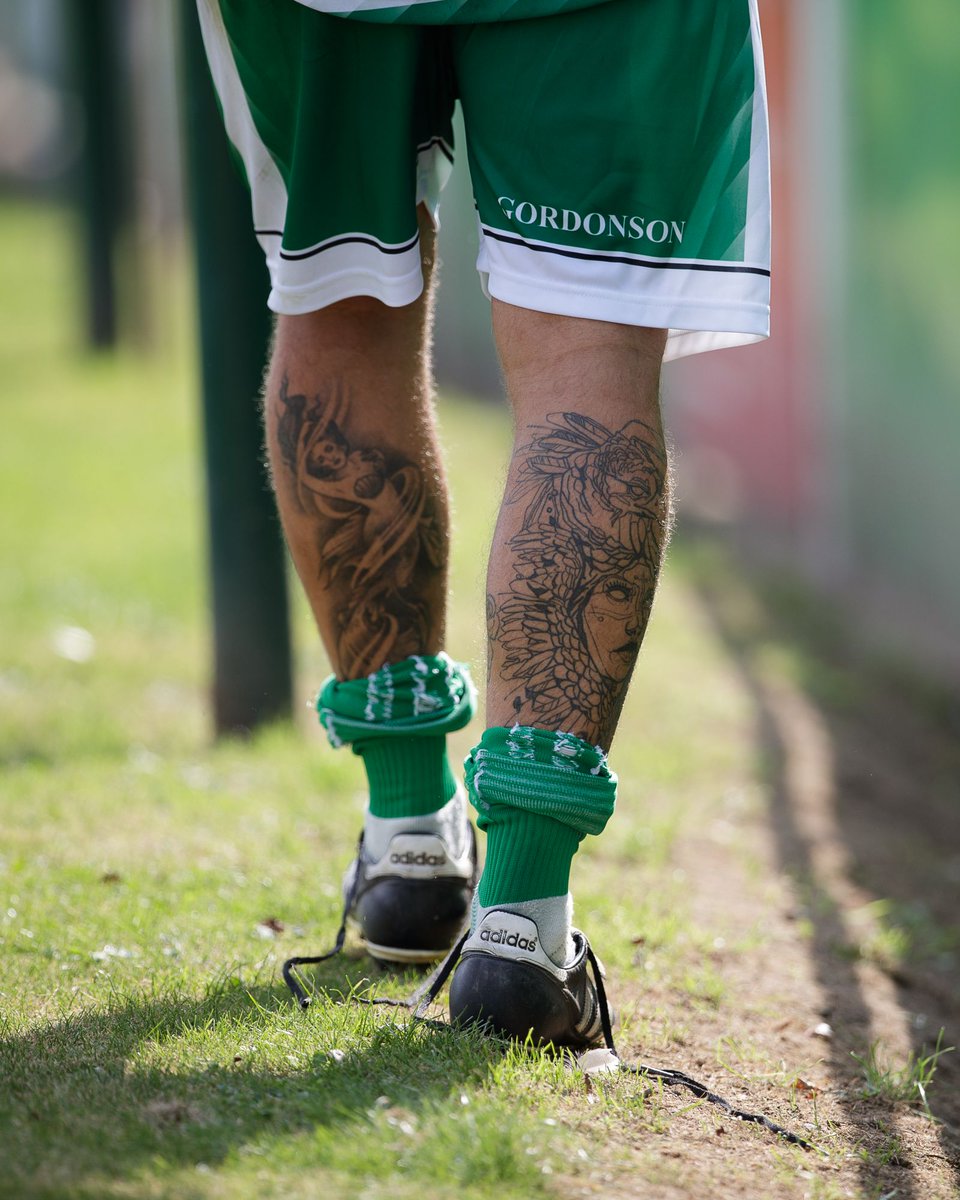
top-left (489, 412), bottom-right (667, 740)
top-left (274, 375), bottom-right (443, 677)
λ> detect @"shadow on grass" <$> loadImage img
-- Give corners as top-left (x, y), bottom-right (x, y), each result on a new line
top-left (685, 534), bottom-right (960, 1197)
top-left (0, 966), bottom-right (509, 1197)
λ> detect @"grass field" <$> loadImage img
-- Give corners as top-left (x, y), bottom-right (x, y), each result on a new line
top-left (1, 200), bottom-right (958, 1199)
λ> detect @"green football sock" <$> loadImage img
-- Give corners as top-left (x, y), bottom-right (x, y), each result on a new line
top-left (464, 726), bottom-right (617, 905)
top-left (315, 654), bottom-right (476, 819)
top-left (356, 734), bottom-right (457, 818)
top-left (477, 806), bottom-right (580, 903)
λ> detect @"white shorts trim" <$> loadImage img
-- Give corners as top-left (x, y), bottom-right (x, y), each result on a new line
top-left (476, 224), bottom-right (770, 362)
top-left (263, 233), bottom-right (426, 313)
top-left (744, 0), bottom-right (773, 267)
top-left (196, 0), bottom-right (288, 287)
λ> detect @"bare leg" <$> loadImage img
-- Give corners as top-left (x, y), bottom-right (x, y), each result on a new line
top-left (486, 302), bottom-right (670, 750)
top-left (261, 218), bottom-right (477, 961)
top-left (451, 304), bottom-right (670, 999)
top-left (263, 212), bottom-right (447, 679)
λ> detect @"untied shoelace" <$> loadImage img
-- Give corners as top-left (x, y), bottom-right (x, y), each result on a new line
top-left (281, 865), bottom-right (816, 1153)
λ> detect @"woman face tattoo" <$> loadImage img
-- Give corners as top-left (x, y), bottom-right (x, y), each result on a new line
top-left (582, 572), bottom-right (643, 683)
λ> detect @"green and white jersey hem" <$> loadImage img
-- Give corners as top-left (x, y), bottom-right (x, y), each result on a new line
top-left (293, 0), bottom-right (613, 22)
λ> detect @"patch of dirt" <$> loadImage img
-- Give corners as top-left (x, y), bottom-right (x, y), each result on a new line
top-left (575, 562), bottom-right (960, 1198)
top-left (143, 1098), bottom-right (208, 1128)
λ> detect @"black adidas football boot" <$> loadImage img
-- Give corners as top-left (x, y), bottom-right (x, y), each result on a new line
top-left (344, 806), bottom-right (478, 965)
top-left (448, 910), bottom-right (610, 1048)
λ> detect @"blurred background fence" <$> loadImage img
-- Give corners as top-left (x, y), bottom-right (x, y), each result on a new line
top-left (2, 0), bottom-right (958, 683)
top-left (669, 1), bottom-right (960, 679)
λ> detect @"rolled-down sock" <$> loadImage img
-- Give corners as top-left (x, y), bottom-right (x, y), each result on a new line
top-left (316, 654), bottom-right (476, 821)
top-left (464, 725), bottom-right (617, 964)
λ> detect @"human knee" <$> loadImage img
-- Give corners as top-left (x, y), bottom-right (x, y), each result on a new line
top-left (264, 292), bottom-right (432, 411)
top-left (273, 295), bottom-right (402, 347)
top-left (492, 302), bottom-right (667, 392)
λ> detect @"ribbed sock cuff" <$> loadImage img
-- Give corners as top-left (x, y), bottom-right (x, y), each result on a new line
top-left (477, 809), bottom-right (581, 904)
top-left (357, 735), bottom-right (457, 819)
top-left (466, 725), bottom-right (617, 905)
top-left (316, 654), bottom-right (475, 748)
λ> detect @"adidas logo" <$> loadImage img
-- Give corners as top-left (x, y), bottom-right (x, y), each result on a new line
top-left (390, 851), bottom-right (446, 867)
top-left (479, 928), bottom-right (538, 952)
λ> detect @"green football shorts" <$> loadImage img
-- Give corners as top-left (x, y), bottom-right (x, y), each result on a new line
top-left (198, 0), bottom-right (770, 361)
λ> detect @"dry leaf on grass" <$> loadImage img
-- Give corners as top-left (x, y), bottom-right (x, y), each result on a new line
top-left (255, 916), bottom-right (286, 938)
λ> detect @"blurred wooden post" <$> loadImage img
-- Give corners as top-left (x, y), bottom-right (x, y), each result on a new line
top-left (179, 1), bottom-right (294, 734)
top-left (68, 0), bottom-right (122, 348)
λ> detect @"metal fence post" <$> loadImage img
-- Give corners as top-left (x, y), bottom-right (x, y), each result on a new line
top-left (68, 0), bottom-right (123, 348)
top-left (179, 1), bottom-right (293, 734)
